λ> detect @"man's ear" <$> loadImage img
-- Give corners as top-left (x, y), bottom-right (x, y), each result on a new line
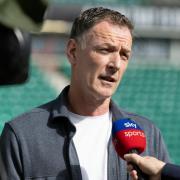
top-left (66, 39), bottom-right (77, 65)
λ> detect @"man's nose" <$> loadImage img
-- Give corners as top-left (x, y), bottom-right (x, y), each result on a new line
top-left (107, 55), bottom-right (121, 74)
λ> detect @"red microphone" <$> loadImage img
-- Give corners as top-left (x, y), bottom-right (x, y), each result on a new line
top-left (112, 118), bottom-right (148, 180)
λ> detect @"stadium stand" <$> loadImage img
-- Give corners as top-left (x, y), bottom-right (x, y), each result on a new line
top-left (0, 63), bottom-right (56, 133)
top-left (114, 64), bottom-right (180, 164)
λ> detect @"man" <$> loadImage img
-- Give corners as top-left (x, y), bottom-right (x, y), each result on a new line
top-left (124, 153), bottom-right (180, 180)
top-left (0, 7), bottom-right (170, 180)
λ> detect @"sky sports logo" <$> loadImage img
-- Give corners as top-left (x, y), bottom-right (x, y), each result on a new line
top-left (124, 122), bottom-right (137, 129)
top-left (112, 118), bottom-right (144, 136)
top-left (124, 130), bottom-right (145, 137)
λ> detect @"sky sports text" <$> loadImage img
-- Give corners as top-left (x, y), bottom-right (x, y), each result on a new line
top-left (124, 131), bottom-right (145, 137)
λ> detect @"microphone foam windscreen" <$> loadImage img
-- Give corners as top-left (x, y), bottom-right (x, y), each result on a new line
top-left (112, 118), bottom-right (146, 159)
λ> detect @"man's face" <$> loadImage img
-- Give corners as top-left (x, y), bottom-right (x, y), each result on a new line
top-left (68, 21), bottom-right (132, 101)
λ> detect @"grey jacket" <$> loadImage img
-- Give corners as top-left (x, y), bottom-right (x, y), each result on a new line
top-left (0, 86), bottom-right (170, 180)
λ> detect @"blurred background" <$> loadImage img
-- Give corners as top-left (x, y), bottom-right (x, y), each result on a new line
top-left (1, 0), bottom-right (180, 164)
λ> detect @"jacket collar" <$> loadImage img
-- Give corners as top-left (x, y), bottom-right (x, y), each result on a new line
top-left (51, 85), bottom-right (128, 122)
top-left (51, 85), bottom-right (71, 120)
top-left (110, 100), bottom-right (128, 122)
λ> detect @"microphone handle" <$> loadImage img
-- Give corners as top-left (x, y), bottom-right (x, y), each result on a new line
top-left (129, 149), bottom-right (149, 180)
top-left (131, 162), bottom-right (149, 180)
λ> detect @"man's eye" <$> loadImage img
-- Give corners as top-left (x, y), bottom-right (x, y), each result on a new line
top-left (121, 53), bottom-right (129, 60)
top-left (98, 48), bottom-right (114, 54)
top-left (100, 48), bottom-right (109, 53)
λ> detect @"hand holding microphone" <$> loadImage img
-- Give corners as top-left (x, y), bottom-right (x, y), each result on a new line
top-left (124, 153), bottom-right (165, 180)
top-left (112, 118), bottom-right (148, 180)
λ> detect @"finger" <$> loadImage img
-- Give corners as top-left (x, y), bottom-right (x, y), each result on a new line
top-left (130, 170), bottom-right (138, 180)
top-left (127, 163), bottom-right (134, 172)
top-left (124, 153), bottom-right (141, 164)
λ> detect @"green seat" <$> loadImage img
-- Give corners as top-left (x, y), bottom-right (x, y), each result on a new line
top-left (113, 67), bottom-right (180, 164)
top-left (0, 63), bottom-right (56, 133)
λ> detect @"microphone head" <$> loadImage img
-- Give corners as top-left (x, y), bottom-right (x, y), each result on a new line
top-left (112, 118), bottom-right (146, 159)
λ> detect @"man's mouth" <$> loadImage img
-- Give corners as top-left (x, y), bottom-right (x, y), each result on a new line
top-left (99, 75), bottom-right (116, 83)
